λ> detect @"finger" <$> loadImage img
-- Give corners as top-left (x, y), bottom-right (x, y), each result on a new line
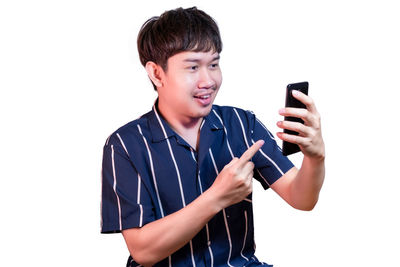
top-left (224, 157), bottom-right (239, 168)
top-left (279, 108), bottom-right (318, 128)
top-left (245, 172), bottom-right (253, 187)
top-left (276, 120), bottom-right (311, 136)
top-left (276, 131), bottom-right (308, 147)
top-left (242, 161), bottom-right (255, 175)
top-left (291, 90), bottom-right (318, 114)
top-left (239, 140), bottom-right (264, 164)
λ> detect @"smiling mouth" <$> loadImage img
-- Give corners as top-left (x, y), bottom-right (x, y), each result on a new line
top-left (194, 94), bottom-right (211, 99)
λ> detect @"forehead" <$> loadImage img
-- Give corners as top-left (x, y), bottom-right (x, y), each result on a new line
top-left (169, 51), bottom-right (220, 64)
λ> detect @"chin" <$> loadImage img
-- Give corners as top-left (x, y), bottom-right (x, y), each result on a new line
top-left (190, 106), bottom-right (212, 119)
top-left (200, 104), bottom-right (214, 116)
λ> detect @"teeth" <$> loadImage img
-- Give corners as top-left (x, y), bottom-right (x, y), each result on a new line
top-left (197, 95), bottom-right (210, 99)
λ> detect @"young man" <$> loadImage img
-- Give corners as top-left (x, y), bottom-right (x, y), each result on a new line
top-left (101, 7), bottom-right (325, 267)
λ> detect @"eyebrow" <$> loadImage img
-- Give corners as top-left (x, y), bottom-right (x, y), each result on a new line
top-left (183, 55), bottom-right (220, 63)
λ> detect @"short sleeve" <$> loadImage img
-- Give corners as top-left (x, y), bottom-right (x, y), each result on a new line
top-left (101, 135), bottom-right (155, 233)
top-left (250, 113), bottom-right (294, 189)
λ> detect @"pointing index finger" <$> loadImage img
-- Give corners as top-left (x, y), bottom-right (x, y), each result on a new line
top-left (239, 140), bottom-right (265, 164)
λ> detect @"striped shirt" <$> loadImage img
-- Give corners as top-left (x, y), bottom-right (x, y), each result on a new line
top-left (101, 102), bottom-right (294, 267)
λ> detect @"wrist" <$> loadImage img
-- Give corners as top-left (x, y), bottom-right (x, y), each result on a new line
top-left (202, 186), bottom-right (225, 214)
top-left (303, 142), bottom-right (325, 163)
top-left (304, 153), bottom-right (325, 167)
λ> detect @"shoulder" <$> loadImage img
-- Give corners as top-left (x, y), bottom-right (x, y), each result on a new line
top-left (104, 110), bottom-right (153, 152)
top-left (210, 104), bottom-right (256, 129)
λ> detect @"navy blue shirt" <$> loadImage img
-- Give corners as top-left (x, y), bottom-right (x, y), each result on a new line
top-left (101, 102), bottom-right (294, 267)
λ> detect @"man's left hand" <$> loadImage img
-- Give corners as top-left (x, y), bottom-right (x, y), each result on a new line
top-left (276, 90), bottom-right (325, 160)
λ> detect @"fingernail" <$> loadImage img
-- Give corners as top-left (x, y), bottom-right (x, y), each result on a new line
top-left (292, 90), bottom-right (300, 96)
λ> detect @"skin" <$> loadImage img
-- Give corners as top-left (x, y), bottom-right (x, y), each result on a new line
top-left (122, 50), bottom-right (325, 266)
top-left (145, 51), bottom-right (222, 149)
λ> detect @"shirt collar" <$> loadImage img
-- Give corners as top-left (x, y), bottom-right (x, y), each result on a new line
top-left (147, 99), bottom-right (224, 143)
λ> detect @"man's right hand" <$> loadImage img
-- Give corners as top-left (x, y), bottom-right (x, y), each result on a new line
top-left (209, 140), bottom-right (264, 210)
top-left (122, 140), bottom-right (264, 266)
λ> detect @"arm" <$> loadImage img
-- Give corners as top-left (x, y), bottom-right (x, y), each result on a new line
top-left (272, 90), bottom-right (325, 211)
top-left (122, 189), bottom-right (219, 266)
top-left (123, 140), bottom-right (265, 266)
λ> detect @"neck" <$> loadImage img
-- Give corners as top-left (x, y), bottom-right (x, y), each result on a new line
top-left (156, 100), bottom-right (203, 150)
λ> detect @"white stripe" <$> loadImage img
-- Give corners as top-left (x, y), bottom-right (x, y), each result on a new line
top-left (213, 109), bottom-right (251, 264)
top-left (197, 170), bottom-right (214, 266)
top-left (209, 148), bottom-right (219, 174)
top-left (137, 174), bottom-right (143, 227)
top-left (105, 134), bottom-right (111, 145)
top-left (251, 139), bottom-right (284, 176)
top-left (256, 118), bottom-right (275, 140)
top-left (197, 171), bottom-right (203, 193)
top-left (206, 223), bottom-right (214, 267)
top-left (116, 133), bottom-right (130, 156)
top-left (137, 124), bottom-right (165, 217)
top-left (168, 255), bottom-right (172, 267)
top-left (237, 110), bottom-right (285, 177)
top-left (137, 174), bottom-right (141, 204)
top-left (258, 148), bottom-right (284, 175)
top-left (209, 148), bottom-right (234, 267)
top-left (233, 108), bottom-right (250, 149)
top-left (153, 106), bottom-right (186, 207)
top-left (111, 145), bottom-right (122, 230)
top-left (244, 198), bottom-right (252, 203)
top-left (153, 106), bottom-right (196, 265)
top-left (138, 205), bottom-right (143, 227)
top-left (190, 148), bottom-right (197, 162)
top-left (212, 109), bottom-right (234, 158)
top-left (231, 109), bottom-right (255, 262)
top-left (222, 209), bottom-right (234, 267)
top-left (255, 117), bottom-right (282, 152)
top-left (200, 119), bottom-right (206, 130)
top-left (240, 211), bottom-right (249, 261)
top-left (190, 240), bottom-right (197, 267)
top-left (116, 133), bottom-right (143, 226)
top-left (256, 169), bottom-right (271, 187)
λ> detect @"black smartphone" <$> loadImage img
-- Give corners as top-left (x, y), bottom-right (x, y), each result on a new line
top-left (282, 81), bottom-right (309, 156)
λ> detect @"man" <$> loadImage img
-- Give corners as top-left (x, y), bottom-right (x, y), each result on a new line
top-left (101, 7), bottom-right (325, 267)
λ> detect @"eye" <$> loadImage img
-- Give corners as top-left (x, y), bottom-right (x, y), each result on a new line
top-left (189, 65), bottom-right (198, 71)
top-left (210, 63), bottom-right (219, 69)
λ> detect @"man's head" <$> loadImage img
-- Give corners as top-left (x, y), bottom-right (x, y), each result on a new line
top-left (137, 7), bottom-right (223, 90)
top-left (136, 7), bottom-right (223, 124)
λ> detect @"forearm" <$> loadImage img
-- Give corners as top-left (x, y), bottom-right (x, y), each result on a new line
top-left (290, 155), bottom-right (325, 210)
top-left (123, 142), bottom-right (264, 266)
top-left (123, 188), bottom-right (221, 266)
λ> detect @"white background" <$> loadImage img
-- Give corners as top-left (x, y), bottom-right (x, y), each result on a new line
top-left (1, 0), bottom-right (399, 266)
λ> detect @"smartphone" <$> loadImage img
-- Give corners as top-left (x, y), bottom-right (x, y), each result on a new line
top-left (282, 81), bottom-right (309, 156)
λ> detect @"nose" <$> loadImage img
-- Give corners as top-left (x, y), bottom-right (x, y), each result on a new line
top-left (198, 68), bottom-right (216, 89)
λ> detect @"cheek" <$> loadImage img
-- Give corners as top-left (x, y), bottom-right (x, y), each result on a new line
top-left (213, 71), bottom-right (223, 87)
top-left (170, 72), bottom-right (195, 87)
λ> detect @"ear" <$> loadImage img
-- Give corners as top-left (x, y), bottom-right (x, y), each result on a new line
top-left (145, 61), bottom-right (164, 88)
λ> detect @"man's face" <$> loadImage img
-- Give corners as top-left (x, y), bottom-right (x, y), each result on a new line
top-left (157, 50), bottom-right (222, 123)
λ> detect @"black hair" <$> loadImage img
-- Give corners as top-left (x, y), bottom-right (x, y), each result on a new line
top-left (137, 7), bottom-right (223, 90)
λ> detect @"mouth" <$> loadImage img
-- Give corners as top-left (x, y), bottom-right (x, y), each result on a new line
top-left (193, 92), bottom-right (213, 106)
top-left (194, 94), bottom-right (211, 100)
